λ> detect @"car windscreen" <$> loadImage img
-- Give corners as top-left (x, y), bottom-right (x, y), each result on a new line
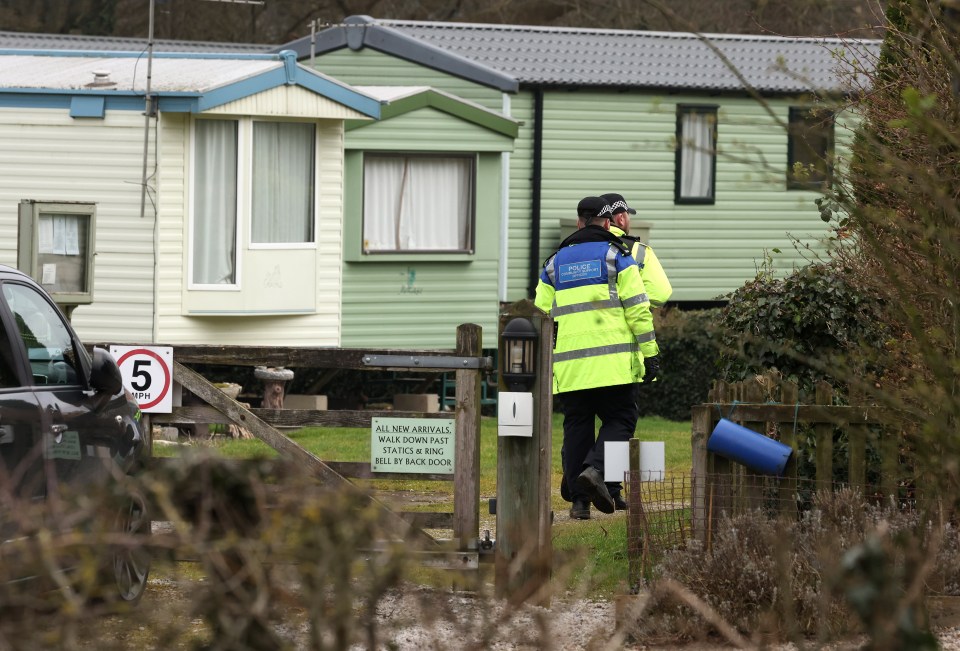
top-left (0, 282), bottom-right (81, 386)
top-left (0, 308), bottom-right (19, 389)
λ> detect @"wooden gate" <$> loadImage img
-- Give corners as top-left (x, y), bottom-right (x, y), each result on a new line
top-left (690, 373), bottom-right (899, 544)
top-left (122, 324), bottom-right (490, 566)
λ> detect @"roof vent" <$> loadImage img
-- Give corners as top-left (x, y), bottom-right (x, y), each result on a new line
top-left (86, 70), bottom-right (115, 88)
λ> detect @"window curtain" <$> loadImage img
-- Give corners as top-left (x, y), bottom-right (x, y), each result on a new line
top-left (252, 122), bottom-right (315, 243)
top-left (363, 156), bottom-right (473, 251)
top-left (680, 112), bottom-right (715, 199)
top-left (193, 120), bottom-right (238, 284)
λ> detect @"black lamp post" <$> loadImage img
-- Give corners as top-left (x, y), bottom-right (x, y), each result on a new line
top-left (501, 317), bottom-right (538, 391)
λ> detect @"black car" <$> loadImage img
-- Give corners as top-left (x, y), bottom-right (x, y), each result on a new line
top-left (0, 264), bottom-right (150, 604)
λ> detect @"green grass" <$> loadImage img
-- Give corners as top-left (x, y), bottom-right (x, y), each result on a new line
top-left (547, 413), bottom-right (691, 595)
top-left (159, 413), bottom-right (692, 596)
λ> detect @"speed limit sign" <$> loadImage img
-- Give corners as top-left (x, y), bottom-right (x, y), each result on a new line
top-left (109, 345), bottom-right (174, 413)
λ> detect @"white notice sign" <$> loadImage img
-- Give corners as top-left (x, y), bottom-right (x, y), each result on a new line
top-left (371, 417), bottom-right (455, 473)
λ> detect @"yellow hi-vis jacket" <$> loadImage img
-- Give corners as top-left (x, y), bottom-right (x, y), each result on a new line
top-left (609, 225), bottom-right (673, 308)
top-left (534, 228), bottom-right (659, 394)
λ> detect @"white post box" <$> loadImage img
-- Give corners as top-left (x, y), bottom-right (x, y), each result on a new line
top-left (497, 391), bottom-right (533, 437)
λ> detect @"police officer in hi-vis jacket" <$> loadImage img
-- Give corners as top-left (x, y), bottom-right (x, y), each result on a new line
top-left (534, 196), bottom-right (659, 519)
top-left (599, 192), bottom-right (672, 504)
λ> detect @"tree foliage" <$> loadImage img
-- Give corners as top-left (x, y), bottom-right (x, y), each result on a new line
top-left (717, 260), bottom-right (891, 395)
top-left (821, 0), bottom-right (960, 493)
top-left (0, 0), bottom-right (886, 43)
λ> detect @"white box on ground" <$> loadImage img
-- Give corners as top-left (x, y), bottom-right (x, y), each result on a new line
top-left (604, 440), bottom-right (666, 482)
top-left (605, 441), bottom-right (630, 482)
top-left (497, 391), bottom-right (533, 437)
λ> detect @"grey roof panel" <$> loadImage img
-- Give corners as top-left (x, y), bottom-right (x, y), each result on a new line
top-left (0, 53), bottom-right (278, 92)
top-left (286, 16), bottom-right (879, 93)
top-left (380, 20), bottom-right (878, 92)
top-left (280, 15), bottom-right (518, 92)
top-left (0, 30), bottom-right (272, 53)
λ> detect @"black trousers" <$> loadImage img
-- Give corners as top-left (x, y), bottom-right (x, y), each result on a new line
top-left (560, 383), bottom-right (639, 501)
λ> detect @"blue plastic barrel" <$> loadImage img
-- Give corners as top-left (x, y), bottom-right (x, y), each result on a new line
top-left (707, 418), bottom-right (793, 476)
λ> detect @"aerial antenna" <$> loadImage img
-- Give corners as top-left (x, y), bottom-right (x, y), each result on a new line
top-left (139, 0), bottom-right (155, 221)
top-left (310, 18), bottom-right (318, 67)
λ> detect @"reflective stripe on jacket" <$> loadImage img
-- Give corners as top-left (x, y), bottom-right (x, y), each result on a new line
top-left (534, 238), bottom-right (659, 394)
top-left (609, 225), bottom-right (673, 308)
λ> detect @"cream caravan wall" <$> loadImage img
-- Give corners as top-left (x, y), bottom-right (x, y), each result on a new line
top-left (0, 107), bottom-right (155, 343)
top-left (155, 113), bottom-right (347, 346)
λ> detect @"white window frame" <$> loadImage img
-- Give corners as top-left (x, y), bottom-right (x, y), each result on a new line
top-left (187, 117), bottom-right (320, 291)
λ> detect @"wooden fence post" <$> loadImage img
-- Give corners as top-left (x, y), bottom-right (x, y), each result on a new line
top-left (847, 386), bottom-right (867, 495)
top-left (880, 427), bottom-right (899, 502)
top-left (779, 380), bottom-right (799, 520)
top-left (690, 405), bottom-right (711, 544)
top-left (495, 307), bottom-right (553, 606)
top-left (814, 381), bottom-right (834, 492)
top-left (453, 324), bottom-right (482, 552)
top-left (742, 376), bottom-right (766, 510)
top-left (627, 437), bottom-right (651, 584)
top-left (708, 381), bottom-right (732, 536)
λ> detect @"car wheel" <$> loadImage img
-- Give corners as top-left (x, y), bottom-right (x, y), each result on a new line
top-left (103, 492), bottom-right (151, 605)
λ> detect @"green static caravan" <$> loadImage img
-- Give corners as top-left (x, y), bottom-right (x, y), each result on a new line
top-left (282, 17), bottom-right (877, 306)
top-left (0, 48), bottom-right (380, 347)
top-left (341, 86), bottom-right (518, 349)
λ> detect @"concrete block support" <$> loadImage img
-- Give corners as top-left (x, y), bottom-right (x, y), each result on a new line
top-left (393, 393), bottom-right (439, 413)
top-left (284, 394), bottom-right (328, 410)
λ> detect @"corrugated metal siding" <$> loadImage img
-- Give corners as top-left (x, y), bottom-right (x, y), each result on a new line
top-left (155, 116), bottom-right (346, 346)
top-left (0, 107), bottom-right (154, 342)
top-left (203, 85), bottom-right (373, 120)
top-left (346, 107), bottom-right (513, 152)
top-left (341, 260), bottom-right (500, 349)
top-left (155, 112), bottom-right (187, 342)
top-left (341, 144), bottom-right (503, 349)
top-left (507, 91), bottom-right (837, 303)
top-left (312, 48), bottom-right (503, 110)
top-left (315, 121), bottom-right (346, 346)
top-left (312, 47), bottom-right (838, 304)
top-left (506, 92), bottom-right (535, 300)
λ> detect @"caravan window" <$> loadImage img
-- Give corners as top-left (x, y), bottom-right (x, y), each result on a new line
top-left (190, 118), bottom-right (318, 288)
top-left (361, 154), bottom-right (475, 254)
top-left (674, 105), bottom-right (717, 205)
top-left (787, 107), bottom-right (834, 190)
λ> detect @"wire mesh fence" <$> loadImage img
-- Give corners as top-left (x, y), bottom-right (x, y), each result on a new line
top-left (625, 470), bottom-right (924, 589)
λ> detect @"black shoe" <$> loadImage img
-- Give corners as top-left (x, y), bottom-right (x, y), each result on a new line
top-left (612, 494), bottom-right (628, 511)
top-left (569, 500), bottom-right (590, 520)
top-left (560, 475), bottom-right (571, 502)
top-left (576, 467), bottom-right (615, 514)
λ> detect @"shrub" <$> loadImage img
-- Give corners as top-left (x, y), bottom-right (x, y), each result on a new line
top-left (632, 488), bottom-right (951, 645)
top-left (637, 307), bottom-right (724, 422)
top-left (717, 261), bottom-right (891, 396)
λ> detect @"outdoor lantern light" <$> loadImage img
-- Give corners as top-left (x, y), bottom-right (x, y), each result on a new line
top-left (501, 317), bottom-right (538, 391)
